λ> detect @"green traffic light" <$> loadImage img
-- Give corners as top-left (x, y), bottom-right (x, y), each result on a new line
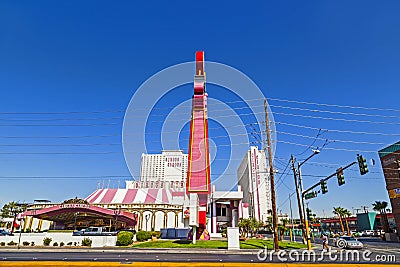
top-left (320, 180), bottom-right (328, 194)
top-left (357, 154), bottom-right (369, 175)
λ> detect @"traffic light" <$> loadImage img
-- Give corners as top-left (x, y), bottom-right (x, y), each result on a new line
top-left (321, 180), bottom-right (328, 194)
top-left (304, 191), bottom-right (317, 200)
top-left (337, 167), bottom-right (345, 186)
top-left (306, 208), bottom-right (312, 220)
top-left (357, 154), bottom-right (368, 175)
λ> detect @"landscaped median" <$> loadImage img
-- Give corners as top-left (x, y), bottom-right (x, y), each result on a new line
top-left (131, 239), bottom-right (306, 249)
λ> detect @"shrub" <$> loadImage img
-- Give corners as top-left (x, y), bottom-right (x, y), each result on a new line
top-left (7, 241), bottom-right (17, 246)
top-left (0, 242), bottom-right (5, 246)
top-left (60, 242), bottom-right (64, 247)
top-left (31, 242), bottom-right (35, 246)
top-left (67, 242), bottom-right (73, 246)
top-left (43, 237), bottom-right (52, 246)
top-left (22, 241), bottom-right (30, 246)
top-left (81, 237), bottom-right (92, 247)
top-left (136, 231), bottom-right (151, 242)
top-left (116, 231), bottom-right (134, 246)
top-left (150, 231), bottom-right (161, 238)
top-left (53, 242), bottom-right (58, 246)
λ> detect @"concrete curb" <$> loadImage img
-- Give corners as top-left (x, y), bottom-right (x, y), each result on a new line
top-left (0, 247), bottom-right (337, 255)
top-left (0, 262), bottom-right (399, 267)
top-left (0, 247), bottom-right (259, 255)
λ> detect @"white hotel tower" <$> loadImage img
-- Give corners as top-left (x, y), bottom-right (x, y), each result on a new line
top-left (139, 150), bottom-right (188, 183)
top-left (237, 146), bottom-right (272, 222)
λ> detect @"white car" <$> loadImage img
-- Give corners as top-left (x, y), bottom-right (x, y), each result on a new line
top-left (361, 230), bottom-right (374, 237)
top-left (334, 236), bottom-right (363, 249)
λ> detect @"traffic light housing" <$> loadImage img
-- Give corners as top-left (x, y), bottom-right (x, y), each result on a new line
top-left (357, 154), bottom-right (368, 175)
top-left (337, 167), bottom-right (345, 186)
top-left (306, 208), bottom-right (312, 220)
top-left (321, 180), bottom-right (328, 194)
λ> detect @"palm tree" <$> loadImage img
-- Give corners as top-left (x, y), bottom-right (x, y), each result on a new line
top-left (372, 201), bottom-right (390, 233)
top-left (333, 207), bottom-right (345, 234)
top-left (279, 218), bottom-right (289, 240)
top-left (0, 202), bottom-right (27, 234)
top-left (342, 209), bottom-right (352, 235)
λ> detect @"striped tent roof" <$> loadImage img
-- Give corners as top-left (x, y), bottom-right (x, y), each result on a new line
top-left (85, 188), bottom-right (186, 205)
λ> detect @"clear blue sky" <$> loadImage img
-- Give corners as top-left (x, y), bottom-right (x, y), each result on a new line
top-left (0, 0), bottom-right (399, 218)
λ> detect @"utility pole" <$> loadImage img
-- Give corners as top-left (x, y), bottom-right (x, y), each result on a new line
top-left (291, 155), bottom-right (305, 242)
top-left (289, 192), bottom-right (295, 242)
top-left (264, 99), bottom-right (279, 251)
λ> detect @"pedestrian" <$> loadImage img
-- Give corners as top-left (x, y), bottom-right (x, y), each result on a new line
top-left (321, 233), bottom-right (330, 252)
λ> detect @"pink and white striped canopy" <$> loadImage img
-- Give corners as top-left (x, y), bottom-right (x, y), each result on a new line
top-left (85, 188), bottom-right (186, 205)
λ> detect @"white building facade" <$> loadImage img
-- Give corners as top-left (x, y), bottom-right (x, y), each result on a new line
top-left (140, 150), bottom-right (188, 183)
top-left (237, 146), bottom-right (272, 222)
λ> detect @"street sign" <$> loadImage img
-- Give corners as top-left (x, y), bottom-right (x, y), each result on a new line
top-left (304, 191), bottom-right (317, 200)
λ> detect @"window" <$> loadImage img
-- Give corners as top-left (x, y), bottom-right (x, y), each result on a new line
top-left (216, 205), bottom-right (227, 216)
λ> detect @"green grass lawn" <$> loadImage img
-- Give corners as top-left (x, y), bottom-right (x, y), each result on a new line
top-left (131, 239), bottom-right (306, 249)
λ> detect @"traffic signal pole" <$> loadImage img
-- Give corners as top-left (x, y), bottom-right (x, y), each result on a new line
top-left (301, 161), bottom-right (357, 250)
top-left (302, 161), bottom-right (357, 197)
top-left (298, 162), bottom-right (312, 250)
top-left (291, 155), bottom-right (306, 243)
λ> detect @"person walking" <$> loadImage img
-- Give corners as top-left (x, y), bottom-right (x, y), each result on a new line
top-left (321, 233), bottom-right (330, 252)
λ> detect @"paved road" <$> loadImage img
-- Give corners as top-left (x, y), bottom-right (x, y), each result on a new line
top-left (0, 237), bottom-right (399, 264)
top-left (0, 248), bottom-right (398, 263)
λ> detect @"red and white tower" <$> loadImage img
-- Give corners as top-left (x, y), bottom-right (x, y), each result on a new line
top-left (186, 51), bottom-right (211, 229)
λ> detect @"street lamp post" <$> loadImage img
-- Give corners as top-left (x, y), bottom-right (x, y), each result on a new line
top-left (145, 214), bottom-right (150, 231)
top-left (114, 206), bottom-right (121, 231)
top-left (74, 212), bottom-right (79, 231)
top-left (17, 218), bottom-right (24, 249)
top-left (297, 149), bottom-right (319, 251)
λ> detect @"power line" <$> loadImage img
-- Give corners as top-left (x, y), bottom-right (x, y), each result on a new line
top-left (270, 104), bottom-right (400, 119)
top-left (267, 97), bottom-right (400, 113)
top-left (0, 123), bottom-right (119, 127)
top-left (276, 130), bottom-right (388, 146)
top-left (276, 121), bottom-right (400, 136)
top-left (273, 111), bottom-right (400, 125)
top-left (277, 139), bottom-right (383, 153)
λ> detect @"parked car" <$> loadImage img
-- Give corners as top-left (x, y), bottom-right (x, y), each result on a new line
top-left (334, 236), bottom-right (363, 249)
top-left (360, 230), bottom-right (374, 237)
top-left (72, 227), bottom-right (116, 236)
top-left (350, 230), bottom-right (361, 237)
top-left (0, 229), bottom-right (13, 236)
top-left (373, 230), bottom-right (384, 236)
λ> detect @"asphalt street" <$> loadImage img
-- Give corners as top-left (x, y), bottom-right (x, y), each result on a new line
top-left (0, 237), bottom-right (399, 264)
top-left (0, 247), bottom-right (399, 264)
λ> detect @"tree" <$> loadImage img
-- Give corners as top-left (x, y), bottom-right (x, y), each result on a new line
top-left (238, 218), bottom-right (252, 238)
top-left (265, 216), bottom-right (273, 232)
top-left (333, 207), bottom-right (345, 234)
top-left (342, 209), bottom-right (351, 235)
top-left (0, 202), bottom-right (27, 234)
top-left (249, 217), bottom-right (262, 237)
top-left (372, 201), bottom-right (390, 233)
top-left (278, 225), bottom-right (287, 240)
top-left (278, 218), bottom-right (289, 240)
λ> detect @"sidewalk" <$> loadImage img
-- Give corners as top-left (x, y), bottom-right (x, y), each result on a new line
top-left (0, 245), bottom-right (327, 255)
